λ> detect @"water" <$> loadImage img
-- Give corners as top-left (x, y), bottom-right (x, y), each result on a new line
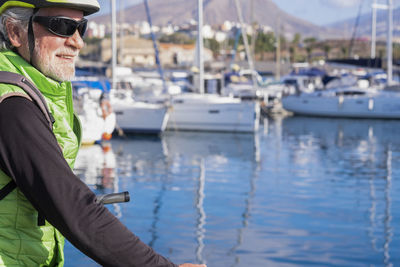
top-left (66, 116), bottom-right (400, 267)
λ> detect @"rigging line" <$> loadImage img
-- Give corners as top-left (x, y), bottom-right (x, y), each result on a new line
top-left (348, 0), bottom-right (366, 57)
top-left (143, 0), bottom-right (168, 93)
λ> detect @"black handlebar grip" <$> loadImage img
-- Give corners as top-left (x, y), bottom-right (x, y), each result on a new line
top-left (96, 191), bottom-right (130, 204)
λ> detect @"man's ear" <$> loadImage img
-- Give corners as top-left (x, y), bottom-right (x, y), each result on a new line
top-left (5, 19), bottom-right (24, 48)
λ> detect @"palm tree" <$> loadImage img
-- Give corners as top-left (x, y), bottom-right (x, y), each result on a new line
top-left (323, 44), bottom-right (331, 60)
top-left (304, 37), bottom-right (316, 62)
top-left (290, 33), bottom-right (301, 62)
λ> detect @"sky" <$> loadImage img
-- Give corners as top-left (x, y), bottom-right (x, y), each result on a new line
top-left (95, 0), bottom-right (400, 26)
top-left (272, 0), bottom-right (400, 26)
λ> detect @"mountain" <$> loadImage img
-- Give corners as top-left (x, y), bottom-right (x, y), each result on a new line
top-left (328, 7), bottom-right (400, 41)
top-left (92, 0), bottom-right (343, 39)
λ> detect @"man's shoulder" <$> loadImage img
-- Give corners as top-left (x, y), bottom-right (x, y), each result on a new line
top-left (0, 82), bottom-right (27, 97)
top-left (0, 96), bottom-right (38, 119)
top-left (0, 52), bottom-right (33, 98)
top-left (0, 97), bottom-right (45, 129)
top-left (0, 50), bottom-right (22, 72)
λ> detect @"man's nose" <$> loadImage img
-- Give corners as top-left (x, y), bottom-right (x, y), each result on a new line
top-left (66, 30), bottom-right (84, 50)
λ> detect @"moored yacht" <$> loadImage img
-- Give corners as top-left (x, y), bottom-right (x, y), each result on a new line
top-left (137, 93), bottom-right (259, 133)
top-left (282, 85), bottom-right (400, 119)
top-left (109, 89), bottom-right (169, 134)
top-left (73, 85), bottom-right (116, 145)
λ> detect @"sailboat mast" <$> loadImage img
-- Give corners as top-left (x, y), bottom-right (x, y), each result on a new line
top-left (387, 0), bottom-right (393, 85)
top-left (371, 0), bottom-right (377, 59)
top-left (233, 0), bottom-right (258, 89)
top-left (144, 0), bottom-right (167, 92)
top-left (198, 0), bottom-right (204, 94)
top-left (275, 16), bottom-right (281, 81)
top-left (372, 1), bottom-right (393, 85)
top-left (120, 0), bottom-right (125, 63)
top-left (250, 0), bottom-right (256, 61)
top-left (111, 0), bottom-right (117, 89)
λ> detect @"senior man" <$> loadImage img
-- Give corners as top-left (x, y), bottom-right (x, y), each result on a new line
top-left (0, 1), bottom-right (205, 266)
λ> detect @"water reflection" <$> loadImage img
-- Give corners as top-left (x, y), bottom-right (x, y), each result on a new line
top-left (87, 132), bottom-right (261, 265)
top-left (195, 159), bottom-right (206, 265)
top-left (162, 132), bottom-right (260, 266)
top-left (383, 147), bottom-right (392, 266)
top-left (74, 143), bottom-right (124, 218)
top-left (281, 116), bottom-right (400, 180)
top-left (111, 135), bottom-right (167, 179)
top-left (228, 157), bottom-right (259, 267)
top-left (281, 116), bottom-right (400, 145)
top-left (280, 116), bottom-right (396, 266)
top-left (69, 117), bottom-right (399, 267)
top-left (163, 131), bottom-right (259, 162)
top-left (74, 144), bottom-right (117, 191)
top-left (109, 135), bottom-right (169, 242)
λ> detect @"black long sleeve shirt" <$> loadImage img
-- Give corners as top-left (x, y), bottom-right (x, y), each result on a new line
top-left (0, 97), bottom-right (177, 267)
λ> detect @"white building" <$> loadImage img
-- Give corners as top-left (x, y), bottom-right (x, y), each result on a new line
top-left (214, 31), bottom-right (228, 43)
top-left (202, 24), bottom-right (214, 39)
top-left (87, 21), bottom-right (105, 38)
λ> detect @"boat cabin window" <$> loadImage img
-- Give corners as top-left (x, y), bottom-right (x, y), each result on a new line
top-left (284, 79), bottom-right (297, 86)
top-left (335, 91), bottom-right (365, 96)
top-left (116, 81), bottom-right (134, 90)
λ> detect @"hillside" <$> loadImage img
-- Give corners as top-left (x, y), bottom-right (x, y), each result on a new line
top-left (92, 0), bottom-right (344, 39)
top-left (328, 7), bottom-right (400, 41)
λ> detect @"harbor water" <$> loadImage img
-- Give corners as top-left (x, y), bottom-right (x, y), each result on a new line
top-left (66, 115), bottom-right (400, 267)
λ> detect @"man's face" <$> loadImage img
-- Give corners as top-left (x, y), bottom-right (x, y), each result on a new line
top-left (25, 7), bottom-right (85, 82)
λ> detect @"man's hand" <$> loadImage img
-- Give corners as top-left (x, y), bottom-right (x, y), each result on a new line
top-left (179, 264), bottom-right (207, 267)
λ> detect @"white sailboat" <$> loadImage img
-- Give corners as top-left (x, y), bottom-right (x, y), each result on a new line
top-left (138, 0), bottom-right (259, 133)
top-left (72, 80), bottom-right (116, 145)
top-left (109, 0), bottom-right (169, 134)
top-left (110, 89), bottom-right (169, 134)
top-left (282, 85), bottom-right (400, 119)
top-left (77, 101), bottom-right (116, 145)
top-left (282, 1), bottom-right (399, 119)
top-left (142, 92), bottom-right (258, 132)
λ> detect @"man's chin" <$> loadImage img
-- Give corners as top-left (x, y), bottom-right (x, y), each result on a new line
top-left (44, 67), bottom-right (75, 82)
top-left (34, 57), bottom-right (75, 82)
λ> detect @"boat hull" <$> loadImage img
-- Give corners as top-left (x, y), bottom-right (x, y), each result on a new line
top-left (282, 92), bottom-right (400, 119)
top-left (166, 94), bottom-right (260, 133)
top-left (113, 102), bottom-right (169, 134)
top-left (80, 113), bottom-right (116, 145)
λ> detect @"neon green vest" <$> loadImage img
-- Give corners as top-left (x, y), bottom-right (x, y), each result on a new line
top-left (0, 50), bottom-right (82, 266)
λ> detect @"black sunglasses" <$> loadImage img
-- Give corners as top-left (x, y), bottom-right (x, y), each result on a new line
top-left (32, 16), bottom-right (88, 38)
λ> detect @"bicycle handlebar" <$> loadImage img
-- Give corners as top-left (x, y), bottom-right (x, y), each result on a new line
top-left (96, 191), bottom-right (130, 205)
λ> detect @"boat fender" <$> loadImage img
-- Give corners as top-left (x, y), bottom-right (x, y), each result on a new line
top-left (338, 95), bottom-right (344, 108)
top-left (368, 98), bottom-right (374, 111)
